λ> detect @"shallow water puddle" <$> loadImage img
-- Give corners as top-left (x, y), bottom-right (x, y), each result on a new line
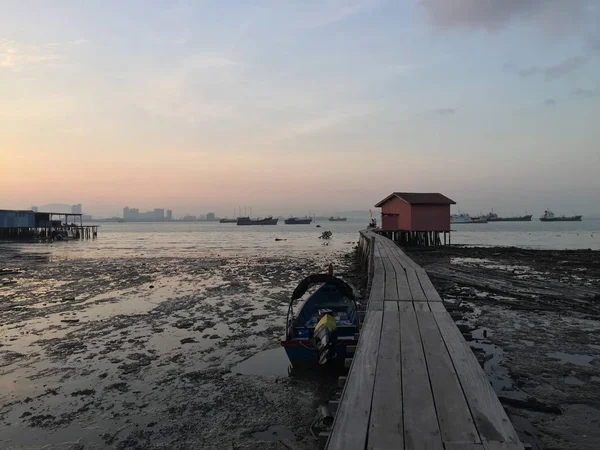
top-left (547, 351), bottom-right (595, 366)
top-left (252, 424), bottom-right (295, 441)
top-left (230, 347), bottom-right (290, 377)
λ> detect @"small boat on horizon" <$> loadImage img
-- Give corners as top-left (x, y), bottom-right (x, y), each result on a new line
top-left (284, 217), bottom-right (313, 225)
top-left (219, 218), bottom-right (237, 223)
top-left (328, 216), bottom-right (347, 222)
top-left (237, 216), bottom-right (278, 225)
top-left (539, 210), bottom-right (582, 222)
top-left (282, 273), bottom-right (359, 367)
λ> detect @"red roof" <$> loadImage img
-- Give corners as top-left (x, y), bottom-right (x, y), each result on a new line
top-left (375, 192), bottom-right (456, 207)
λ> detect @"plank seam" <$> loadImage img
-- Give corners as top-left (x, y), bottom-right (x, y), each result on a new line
top-left (432, 313), bottom-right (487, 445)
top-left (364, 309), bottom-right (386, 450)
top-left (416, 312), bottom-right (445, 445)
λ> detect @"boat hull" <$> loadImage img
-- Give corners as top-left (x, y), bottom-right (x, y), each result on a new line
top-left (237, 218), bottom-right (278, 225)
top-left (285, 218), bottom-right (312, 224)
top-left (540, 216), bottom-right (582, 222)
top-left (488, 216), bottom-right (532, 222)
top-left (282, 339), bottom-right (357, 367)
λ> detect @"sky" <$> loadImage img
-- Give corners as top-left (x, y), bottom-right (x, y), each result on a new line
top-left (1, 0), bottom-right (599, 218)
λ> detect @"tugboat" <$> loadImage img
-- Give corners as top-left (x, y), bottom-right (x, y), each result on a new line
top-left (282, 268), bottom-right (359, 367)
top-left (236, 216), bottom-right (278, 225)
top-left (539, 210), bottom-right (582, 222)
top-left (284, 217), bottom-right (313, 225)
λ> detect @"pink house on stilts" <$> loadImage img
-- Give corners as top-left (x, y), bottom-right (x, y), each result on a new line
top-left (374, 192), bottom-right (456, 246)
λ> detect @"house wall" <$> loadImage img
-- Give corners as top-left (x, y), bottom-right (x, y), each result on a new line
top-left (380, 197), bottom-right (411, 230)
top-left (0, 211), bottom-right (35, 228)
top-left (410, 204), bottom-right (451, 231)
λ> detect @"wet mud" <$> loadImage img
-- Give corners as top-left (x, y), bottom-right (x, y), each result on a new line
top-left (0, 245), bottom-right (363, 449)
top-left (408, 246), bottom-right (600, 450)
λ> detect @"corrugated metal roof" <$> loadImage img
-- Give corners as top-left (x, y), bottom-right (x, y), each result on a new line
top-left (375, 192), bottom-right (456, 207)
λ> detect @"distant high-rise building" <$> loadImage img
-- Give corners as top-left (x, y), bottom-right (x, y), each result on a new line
top-left (31, 206), bottom-right (38, 212)
top-left (183, 215), bottom-right (197, 221)
top-left (206, 212), bottom-right (216, 221)
top-left (153, 208), bottom-right (165, 220)
top-left (72, 204), bottom-right (83, 214)
top-left (166, 210), bottom-right (173, 221)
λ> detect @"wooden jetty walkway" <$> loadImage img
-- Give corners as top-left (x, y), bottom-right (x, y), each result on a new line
top-left (326, 230), bottom-right (524, 450)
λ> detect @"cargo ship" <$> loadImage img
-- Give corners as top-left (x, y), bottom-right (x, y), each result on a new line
top-left (451, 214), bottom-right (487, 224)
top-left (485, 210), bottom-right (532, 222)
top-left (539, 210), bottom-right (582, 222)
top-left (237, 216), bottom-right (278, 225)
top-left (328, 216), bottom-right (347, 222)
top-left (284, 217), bottom-right (313, 225)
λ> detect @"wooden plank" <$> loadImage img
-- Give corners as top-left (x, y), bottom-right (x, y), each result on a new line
top-left (413, 301), bottom-right (430, 312)
top-left (416, 269), bottom-right (443, 302)
top-left (368, 312), bottom-right (403, 449)
top-left (484, 443), bottom-right (525, 450)
top-left (433, 312), bottom-right (522, 445)
top-left (398, 302), bottom-right (414, 312)
top-left (369, 271), bottom-right (385, 311)
top-left (400, 311), bottom-right (443, 450)
top-left (429, 302), bottom-right (447, 312)
top-left (394, 270), bottom-right (412, 300)
top-left (327, 311), bottom-right (383, 450)
top-left (405, 269), bottom-right (428, 301)
top-left (416, 311), bottom-right (480, 444)
top-left (380, 245), bottom-right (412, 300)
top-left (381, 257), bottom-right (399, 301)
top-left (384, 301), bottom-right (398, 312)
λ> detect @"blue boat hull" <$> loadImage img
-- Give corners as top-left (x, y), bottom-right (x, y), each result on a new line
top-left (282, 340), bottom-right (357, 367)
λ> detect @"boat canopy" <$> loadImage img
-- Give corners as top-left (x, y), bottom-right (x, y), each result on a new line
top-left (291, 274), bottom-right (354, 301)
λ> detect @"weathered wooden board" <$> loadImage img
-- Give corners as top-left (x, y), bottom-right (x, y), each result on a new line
top-left (433, 312), bottom-right (522, 445)
top-left (405, 268), bottom-right (428, 301)
top-left (429, 302), bottom-right (447, 312)
top-left (369, 271), bottom-right (385, 311)
top-left (368, 312), bottom-right (403, 449)
top-left (483, 442), bottom-right (525, 450)
top-left (413, 301), bottom-right (430, 312)
top-left (380, 244), bottom-right (412, 300)
top-left (400, 311), bottom-right (443, 450)
top-left (384, 301), bottom-right (399, 312)
top-left (416, 312), bottom-right (480, 444)
top-left (397, 301), bottom-right (414, 312)
top-left (381, 257), bottom-right (399, 301)
top-left (327, 311), bottom-right (383, 450)
top-left (416, 268), bottom-right (443, 302)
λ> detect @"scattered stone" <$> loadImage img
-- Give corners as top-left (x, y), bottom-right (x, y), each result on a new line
top-left (180, 337), bottom-right (196, 345)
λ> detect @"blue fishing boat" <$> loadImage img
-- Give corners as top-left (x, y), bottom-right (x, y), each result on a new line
top-left (282, 272), bottom-right (359, 367)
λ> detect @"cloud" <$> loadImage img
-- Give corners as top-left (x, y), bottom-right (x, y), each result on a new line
top-left (136, 54), bottom-right (242, 123)
top-left (0, 40), bottom-right (61, 70)
top-left (572, 88), bottom-right (596, 98)
top-left (434, 108), bottom-right (456, 116)
top-left (274, 108), bottom-right (372, 140)
top-left (506, 56), bottom-right (588, 80)
top-left (420, 0), bottom-right (591, 34)
top-left (544, 98), bottom-right (556, 107)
